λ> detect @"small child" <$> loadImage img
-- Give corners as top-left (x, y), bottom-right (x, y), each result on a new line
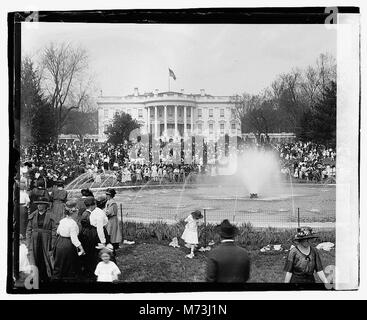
top-left (94, 248), bottom-right (121, 282)
top-left (181, 210), bottom-right (203, 259)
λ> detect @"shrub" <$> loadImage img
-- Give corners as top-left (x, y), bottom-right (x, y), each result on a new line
top-left (120, 220), bottom-right (335, 249)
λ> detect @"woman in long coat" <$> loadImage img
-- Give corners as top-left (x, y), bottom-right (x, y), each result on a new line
top-left (26, 197), bottom-right (57, 283)
top-left (104, 189), bottom-right (122, 251)
top-left (50, 181), bottom-right (68, 226)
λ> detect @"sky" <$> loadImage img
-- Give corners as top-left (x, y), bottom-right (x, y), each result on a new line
top-left (21, 23), bottom-right (337, 97)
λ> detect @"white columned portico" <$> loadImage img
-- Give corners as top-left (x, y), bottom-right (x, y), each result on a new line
top-left (154, 106), bottom-right (158, 137)
top-left (190, 106), bottom-right (194, 135)
top-left (164, 105), bottom-right (167, 135)
top-left (147, 107), bottom-right (151, 134)
top-left (184, 106), bottom-right (187, 137)
top-left (174, 105), bottom-right (178, 136)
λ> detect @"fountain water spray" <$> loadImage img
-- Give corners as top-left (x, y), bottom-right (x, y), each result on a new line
top-left (236, 147), bottom-right (281, 199)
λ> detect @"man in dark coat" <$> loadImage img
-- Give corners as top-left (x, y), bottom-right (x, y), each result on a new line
top-left (26, 197), bottom-right (57, 283)
top-left (206, 219), bottom-right (251, 283)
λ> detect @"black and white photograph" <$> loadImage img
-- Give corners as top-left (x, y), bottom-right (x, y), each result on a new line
top-left (4, 4), bottom-right (362, 298)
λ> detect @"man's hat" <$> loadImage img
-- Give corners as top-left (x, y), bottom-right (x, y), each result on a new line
top-left (33, 197), bottom-right (50, 205)
top-left (217, 219), bottom-right (238, 239)
top-left (191, 210), bottom-right (203, 220)
top-left (293, 226), bottom-right (318, 241)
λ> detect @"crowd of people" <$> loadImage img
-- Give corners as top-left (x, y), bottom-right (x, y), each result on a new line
top-left (275, 141), bottom-right (336, 182)
top-left (15, 139), bottom-right (335, 286)
top-left (20, 186), bottom-right (122, 283)
top-left (19, 140), bottom-right (336, 190)
top-left (19, 190), bottom-right (329, 284)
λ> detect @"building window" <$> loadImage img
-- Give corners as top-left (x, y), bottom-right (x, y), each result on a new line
top-left (209, 109), bottom-right (213, 118)
top-left (138, 109), bottom-right (143, 118)
top-left (168, 107), bottom-right (173, 117)
top-left (198, 123), bottom-right (202, 134)
top-left (179, 108), bottom-right (183, 117)
top-left (159, 109), bottom-right (163, 117)
top-left (187, 108), bottom-right (191, 117)
top-left (231, 123), bottom-right (236, 131)
top-left (231, 109), bottom-right (236, 118)
top-left (198, 109), bottom-right (202, 118)
top-left (220, 123), bottom-right (225, 134)
top-left (209, 123), bottom-right (214, 134)
top-left (220, 109), bottom-right (224, 117)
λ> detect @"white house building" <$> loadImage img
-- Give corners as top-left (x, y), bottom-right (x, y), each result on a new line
top-left (97, 88), bottom-right (241, 142)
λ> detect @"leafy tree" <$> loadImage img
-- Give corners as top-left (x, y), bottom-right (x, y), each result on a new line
top-left (297, 81), bottom-right (336, 146)
top-left (62, 110), bottom-right (98, 142)
top-left (104, 112), bottom-right (141, 145)
top-left (31, 102), bottom-right (57, 145)
top-left (21, 57), bottom-right (57, 145)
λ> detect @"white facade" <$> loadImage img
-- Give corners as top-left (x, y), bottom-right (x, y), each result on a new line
top-left (97, 88), bottom-right (241, 142)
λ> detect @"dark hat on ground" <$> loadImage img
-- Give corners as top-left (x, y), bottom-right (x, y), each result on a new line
top-left (217, 219), bottom-right (238, 239)
top-left (191, 210), bottom-right (203, 220)
top-left (34, 197), bottom-right (50, 205)
top-left (293, 226), bottom-right (318, 241)
top-left (106, 188), bottom-right (116, 197)
top-left (84, 196), bottom-right (96, 207)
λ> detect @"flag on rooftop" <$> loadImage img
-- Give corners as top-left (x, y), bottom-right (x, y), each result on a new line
top-left (169, 68), bottom-right (176, 80)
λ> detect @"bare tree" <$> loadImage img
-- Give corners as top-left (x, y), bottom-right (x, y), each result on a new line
top-left (40, 42), bottom-right (89, 136)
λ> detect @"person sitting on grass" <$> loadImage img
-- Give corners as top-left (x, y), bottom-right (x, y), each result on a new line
top-left (284, 226), bottom-right (329, 284)
top-left (206, 219), bottom-right (251, 283)
top-left (94, 248), bottom-right (121, 282)
top-left (181, 210), bottom-right (203, 259)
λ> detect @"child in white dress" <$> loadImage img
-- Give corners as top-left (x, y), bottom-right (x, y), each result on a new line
top-left (181, 210), bottom-right (203, 259)
top-left (94, 248), bottom-right (121, 282)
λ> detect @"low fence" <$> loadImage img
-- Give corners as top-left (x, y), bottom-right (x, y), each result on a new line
top-left (117, 204), bottom-right (335, 229)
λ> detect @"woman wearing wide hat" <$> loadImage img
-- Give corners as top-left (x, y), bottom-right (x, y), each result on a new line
top-left (29, 179), bottom-right (50, 214)
top-left (26, 197), bottom-right (56, 283)
top-left (53, 200), bottom-right (85, 281)
top-left (50, 181), bottom-right (68, 226)
top-left (284, 226), bottom-right (328, 284)
top-left (104, 189), bottom-right (122, 251)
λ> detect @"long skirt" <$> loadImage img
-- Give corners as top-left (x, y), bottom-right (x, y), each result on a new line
top-left (28, 231), bottom-right (53, 283)
top-left (290, 274), bottom-right (316, 283)
top-left (79, 226), bottom-right (110, 279)
top-left (52, 236), bottom-right (80, 281)
top-left (106, 216), bottom-right (122, 244)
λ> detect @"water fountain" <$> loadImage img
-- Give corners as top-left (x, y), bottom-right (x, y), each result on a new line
top-left (235, 146), bottom-right (282, 199)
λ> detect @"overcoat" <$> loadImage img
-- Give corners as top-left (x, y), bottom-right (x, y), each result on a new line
top-left (26, 209), bottom-right (57, 280)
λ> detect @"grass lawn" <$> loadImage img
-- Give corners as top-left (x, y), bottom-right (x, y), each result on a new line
top-left (115, 240), bottom-right (335, 283)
